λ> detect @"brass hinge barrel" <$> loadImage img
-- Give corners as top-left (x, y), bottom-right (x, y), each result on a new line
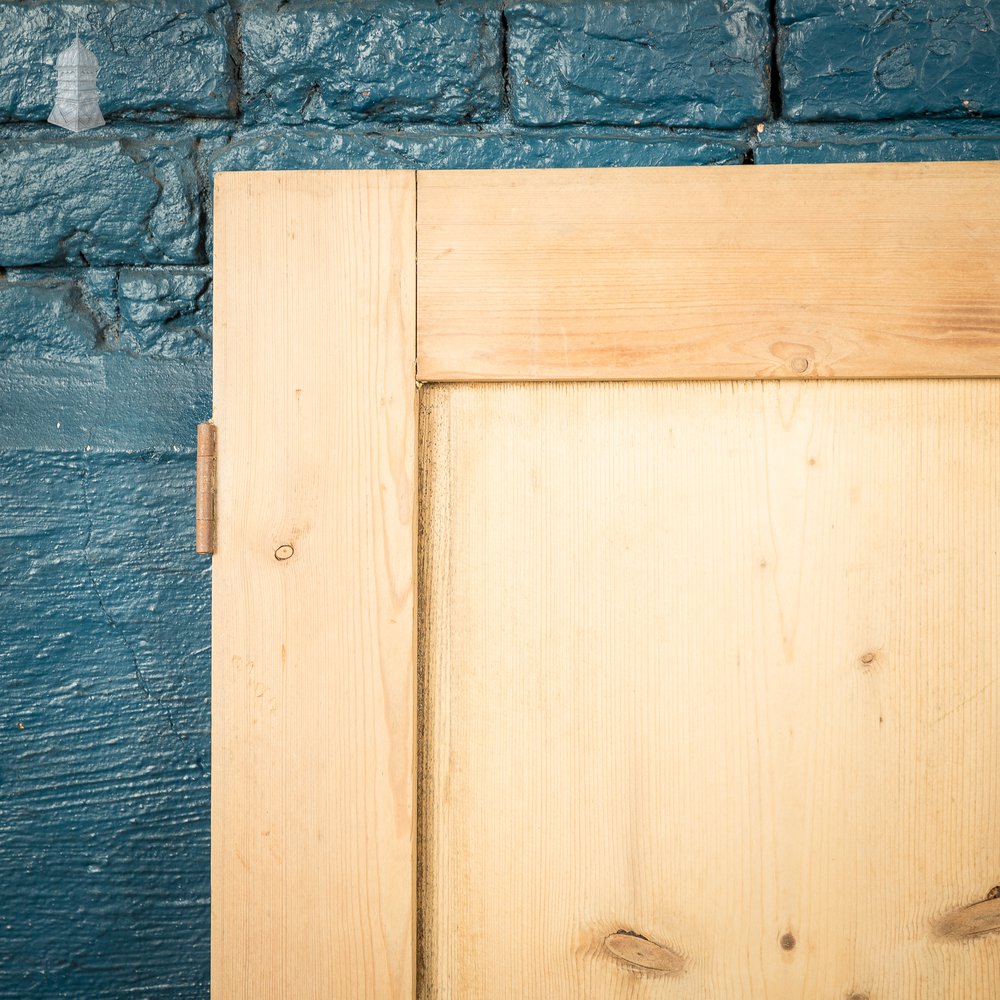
top-left (196, 422), bottom-right (217, 555)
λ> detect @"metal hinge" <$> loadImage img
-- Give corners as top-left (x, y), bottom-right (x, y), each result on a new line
top-left (196, 422), bottom-right (217, 555)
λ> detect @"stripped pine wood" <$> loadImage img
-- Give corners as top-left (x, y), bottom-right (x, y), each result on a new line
top-left (212, 171), bottom-right (417, 999)
top-left (418, 380), bottom-right (1000, 999)
top-left (415, 162), bottom-right (1000, 381)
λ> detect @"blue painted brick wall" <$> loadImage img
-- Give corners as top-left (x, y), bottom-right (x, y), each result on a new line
top-left (0, 2), bottom-right (998, 996)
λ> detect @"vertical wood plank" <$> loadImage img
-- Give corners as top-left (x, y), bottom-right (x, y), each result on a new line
top-left (419, 379), bottom-right (1000, 999)
top-left (213, 171), bottom-right (416, 999)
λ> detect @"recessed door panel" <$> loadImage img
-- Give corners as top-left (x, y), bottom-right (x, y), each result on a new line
top-left (418, 380), bottom-right (1000, 998)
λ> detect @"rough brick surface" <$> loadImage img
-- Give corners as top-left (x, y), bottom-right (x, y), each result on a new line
top-left (204, 123), bottom-right (747, 171)
top-left (0, 269), bottom-right (116, 359)
top-left (779, 1), bottom-right (1000, 121)
top-left (756, 119), bottom-right (1000, 162)
top-left (118, 268), bottom-right (212, 357)
top-left (756, 121), bottom-right (1000, 163)
top-left (0, 266), bottom-right (211, 362)
top-left (506, 0), bottom-right (772, 127)
top-left (0, 128), bottom-right (203, 266)
top-left (241, 0), bottom-right (502, 125)
top-left (0, 353), bottom-right (210, 451)
top-left (0, 1), bottom-right (234, 123)
top-left (0, 450), bottom-right (210, 999)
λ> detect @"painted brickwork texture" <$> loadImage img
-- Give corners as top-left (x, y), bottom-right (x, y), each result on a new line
top-left (1, 2), bottom-right (998, 996)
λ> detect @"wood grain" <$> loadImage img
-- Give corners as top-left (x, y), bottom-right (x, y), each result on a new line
top-left (418, 380), bottom-right (1000, 998)
top-left (416, 163), bottom-right (1000, 381)
top-left (213, 171), bottom-right (417, 999)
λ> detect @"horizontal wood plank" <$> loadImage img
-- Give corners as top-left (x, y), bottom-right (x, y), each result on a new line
top-left (416, 162), bottom-right (1000, 381)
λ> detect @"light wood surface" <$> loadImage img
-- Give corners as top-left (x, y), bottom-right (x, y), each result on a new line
top-left (213, 171), bottom-right (417, 999)
top-left (418, 380), bottom-right (1000, 998)
top-left (415, 163), bottom-right (1000, 381)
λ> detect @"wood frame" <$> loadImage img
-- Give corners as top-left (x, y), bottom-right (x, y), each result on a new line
top-left (213, 172), bottom-right (416, 998)
top-left (418, 163), bottom-right (1000, 380)
top-left (211, 162), bottom-right (1000, 999)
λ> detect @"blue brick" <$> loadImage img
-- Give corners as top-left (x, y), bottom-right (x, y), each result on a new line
top-left (241, 0), bottom-right (502, 125)
top-left (0, 266), bottom-right (212, 363)
top-left (203, 123), bottom-right (748, 172)
top-left (0, 127), bottom-right (203, 266)
top-left (0, 354), bottom-right (210, 451)
top-left (0, 1), bottom-right (234, 123)
top-left (0, 269), bottom-right (116, 359)
top-left (506, 0), bottom-right (772, 127)
top-left (778, 1), bottom-right (1000, 121)
top-left (0, 449), bottom-right (210, 999)
top-left (756, 118), bottom-right (1000, 163)
top-left (118, 268), bottom-right (212, 358)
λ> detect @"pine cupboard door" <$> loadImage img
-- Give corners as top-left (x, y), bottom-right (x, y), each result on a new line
top-left (212, 164), bottom-right (1000, 1000)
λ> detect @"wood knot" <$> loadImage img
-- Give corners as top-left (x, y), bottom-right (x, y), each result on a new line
top-left (770, 342), bottom-right (817, 375)
top-left (934, 895), bottom-right (1000, 939)
top-left (603, 930), bottom-right (684, 975)
top-left (846, 993), bottom-right (871, 1000)
top-left (274, 544), bottom-right (295, 561)
top-left (779, 932), bottom-right (796, 951)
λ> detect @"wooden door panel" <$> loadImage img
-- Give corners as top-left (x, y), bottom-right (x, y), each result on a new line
top-left (418, 380), bottom-right (1000, 998)
top-left (212, 164), bottom-right (1000, 998)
